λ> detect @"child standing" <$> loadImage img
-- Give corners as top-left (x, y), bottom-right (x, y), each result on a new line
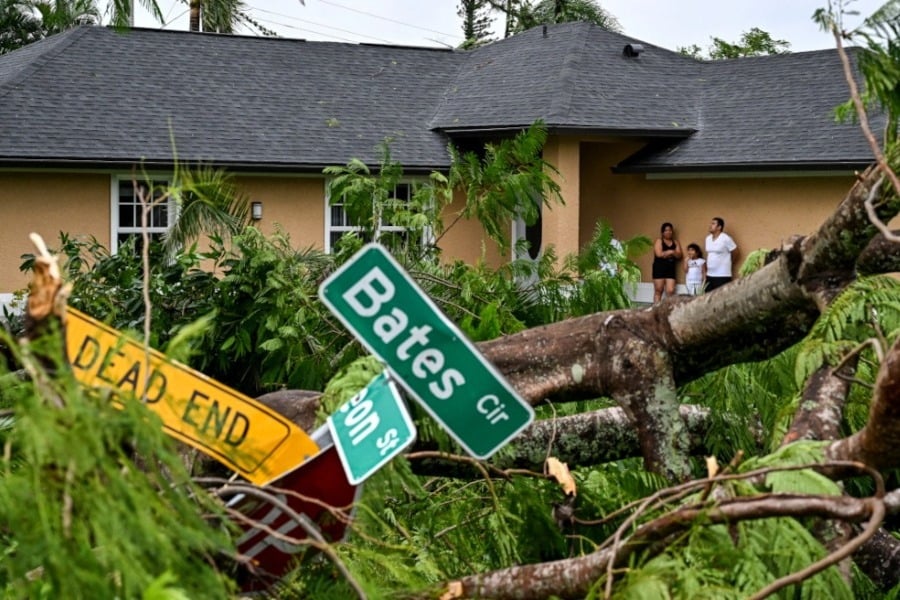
top-left (684, 243), bottom-right (706, 295)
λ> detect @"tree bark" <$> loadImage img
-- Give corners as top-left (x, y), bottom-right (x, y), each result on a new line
top-left (828, 335), bottom-right (900, 471)
top-left (435, 493), bottom-right (887, 600)
top-left (408, 404), bottom-right (761, 477)
top-left (189, 0), bottom-right (201, 32)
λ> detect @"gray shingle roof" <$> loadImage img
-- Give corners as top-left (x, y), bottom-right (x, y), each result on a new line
top-left (431, 22), bottom-right (701, 134)
top-left (0, 22), bottom-right (878, 173)
top-left (0, 26), bottom-right (464, 171)
top-left (616, 48), bottom-right (878, 172)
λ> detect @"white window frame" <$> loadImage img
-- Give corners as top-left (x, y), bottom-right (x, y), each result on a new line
top-left (110, 175), bottom-right (177, 254)
top-left (324, 179), bottom-right (431, 252)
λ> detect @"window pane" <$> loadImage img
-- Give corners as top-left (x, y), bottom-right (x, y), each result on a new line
top-left (331, 204), bottom-right (346, 227)
top-left (119, 203), bottom-right (135, 228)
top-left (394, 183), bottom-right (411, 202)
top-left (150, 203), bottom-right (168, 228)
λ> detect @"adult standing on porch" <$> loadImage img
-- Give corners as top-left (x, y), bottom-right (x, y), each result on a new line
top-left (652, 222), bottom-right (682, 303)
top-left (705, 217), bottom-right (738, 292)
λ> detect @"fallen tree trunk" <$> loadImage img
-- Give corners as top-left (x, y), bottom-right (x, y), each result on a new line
top-left (477, 165), bottom-right (897, 480)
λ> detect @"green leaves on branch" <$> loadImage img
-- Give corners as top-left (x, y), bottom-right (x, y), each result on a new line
top-left (819, 1), bottom-right (900, 148)
top-left (0, 337), bottom-right (235, 598)
top-left (450, 122), bottom-right (562, 254)
top-left (163, 164), bottom-right (251, 259)
top-left (325, 143), bottom-right (453, 257)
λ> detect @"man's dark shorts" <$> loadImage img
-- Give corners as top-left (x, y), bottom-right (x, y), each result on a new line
top-left (706, 276), bottom-right (732, 291)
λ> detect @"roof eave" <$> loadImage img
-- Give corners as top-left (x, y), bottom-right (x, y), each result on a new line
top-left (439, 125), bottom-right (697, 139)
top-left (612, 160), bottom-right (875, 175)
top-left (0, 158), bottom-right (451, 174)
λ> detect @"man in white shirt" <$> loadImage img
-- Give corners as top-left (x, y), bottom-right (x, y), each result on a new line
top-left (704, 217), bottom-right (737, 291)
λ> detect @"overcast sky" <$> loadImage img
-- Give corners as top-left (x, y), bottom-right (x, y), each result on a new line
top-left (133, 0), bottom-right (886, 53)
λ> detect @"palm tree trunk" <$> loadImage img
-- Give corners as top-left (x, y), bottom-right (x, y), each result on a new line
top-left (189, 0), bottom-right (201, 32)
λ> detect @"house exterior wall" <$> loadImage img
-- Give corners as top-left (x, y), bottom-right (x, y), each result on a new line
top-left (0, 143), bottom-right (873, 301)
top-left (223, 176), bottom-right (505, 267)
top-left (233, 175), bottom-right (326, 248)
top-left (0, 172), bottom-right (111, 294)
top-left (577, 141), bottom-right (860, 286)
top-left (438, 191), bottom-right (506, 267)
top-left (542, 137), bottom-right (582, 259)
top-left (0, 171), bottom-right (502, 296)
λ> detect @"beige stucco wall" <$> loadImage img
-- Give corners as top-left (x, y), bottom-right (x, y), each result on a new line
top-left (0, 172), bottom-right (110, 293)
top-left (233, 175), bottom-right (326, 249)
top-left (1, 143), bottom-right (879, 296)
top-left (542, 137), bottom-right (582, 259)
top-left (0, 171), bottom-right (500, 294)
top-left (577, 141), bottom-right (861, 283)
top-left (237, 176), bottom-right (501, 266)
top-left (437, 190), bottom-right (506, 267)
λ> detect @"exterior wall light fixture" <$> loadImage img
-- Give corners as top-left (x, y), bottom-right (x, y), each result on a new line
top-left (251, 201), bottom-right (263, 221)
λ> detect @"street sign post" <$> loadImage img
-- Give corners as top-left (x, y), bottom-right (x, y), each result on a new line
top-left (65, 308), bottom-right (319, 485)
top-left (327, 372), bottom-right (416, 484)
top-left (319, 243), bottom-right (534, 459)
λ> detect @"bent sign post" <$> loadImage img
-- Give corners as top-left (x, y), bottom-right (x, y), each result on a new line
top-left (65, 308), bottom-right (319, 485)
top-left (319, 243), bottom-right (534, 459)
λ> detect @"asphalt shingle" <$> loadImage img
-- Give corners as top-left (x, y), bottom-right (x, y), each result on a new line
top-left (0, 22), bottom-right (878, 173)
top-left (0, 26), bottom-right (464, 171)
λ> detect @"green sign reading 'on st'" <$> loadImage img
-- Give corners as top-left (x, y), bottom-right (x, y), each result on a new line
top-left (318, 243), bottom-right (534, 459)
top-left (327, 372), bottom-right (416, 485)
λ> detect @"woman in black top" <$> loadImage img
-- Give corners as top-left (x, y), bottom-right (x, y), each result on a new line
top-left (652, 222), bottom-right (683, 303)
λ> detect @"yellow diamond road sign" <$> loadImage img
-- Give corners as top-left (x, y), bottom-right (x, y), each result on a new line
top-left (65, 308), bottom-right (319, 485)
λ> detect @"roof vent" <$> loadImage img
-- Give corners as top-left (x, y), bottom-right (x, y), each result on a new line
top-left (623, 43), bottom-right (643, 58)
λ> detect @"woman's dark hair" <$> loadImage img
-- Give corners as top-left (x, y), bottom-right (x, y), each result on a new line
top-left (687, 243), bottom-right (703, 258)
top-left (660, 222), bottom-right (674, 234)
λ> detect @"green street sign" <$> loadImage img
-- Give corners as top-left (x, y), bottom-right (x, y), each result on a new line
top-left (327, 373), bottom-right (416, 485)
top-left (319, 243), bottom-right (534, 459)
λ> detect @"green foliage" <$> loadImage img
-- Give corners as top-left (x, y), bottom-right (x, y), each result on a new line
top-left (162, 164), bottom-right (251, 259)
top-left (450, 122), bottom-right (562, 254)
top-left (411, 257), bottom-right (527, 339)
top-left (609, 443), bottom-right (848, 600)
top-left (820, 1), bottom-right (900, 146)
top-left (314, 463), bottom-right (576, 596)
top-left (795, 276), bottom-right (900, 388)
top-left (737, 248), bottom-right (771, 276)
top-left (20, 233), bottom-right (219, 350)
top-left (0, 332), bottom-right (235, 599)
top-left (0, 1), bottom-right (43, 55)
top-left (615, 515), bottom-right (851, 600)
top-left (324, 142), bottom-right (453, 258)
top-left (458, 0), bottom-right (494, 48)
top-left (679, 27), bottom-right (791, 60)
top-left (197, 227), bottom-right (357, 395)
top-left (681, 346), bottom-right (800, 459)
top-left (318, 355), bottom-right (384, 416)
top-left (18, 108), bottom-right (897, 598)
top-left (506, 0), bottom-right (622, 35)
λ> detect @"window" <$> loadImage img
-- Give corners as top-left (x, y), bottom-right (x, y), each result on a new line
top-left (325, 181), bottom-right (426, 252)
top-left (112, 177), bottom-right (174, 254)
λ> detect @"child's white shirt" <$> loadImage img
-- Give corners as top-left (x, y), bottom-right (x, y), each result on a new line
top-left (686, 257), bottom-right (705, 284)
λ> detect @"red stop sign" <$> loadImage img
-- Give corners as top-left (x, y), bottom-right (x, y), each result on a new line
top-left (231, 445), bottom-right (360, 591)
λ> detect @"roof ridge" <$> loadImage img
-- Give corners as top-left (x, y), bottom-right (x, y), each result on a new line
top-left (546, 23), bottom-right (591, 123)
top-left (0, 26), bottom-right (90, 103)
top-left (426, 44), bottom-right (476, 130)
